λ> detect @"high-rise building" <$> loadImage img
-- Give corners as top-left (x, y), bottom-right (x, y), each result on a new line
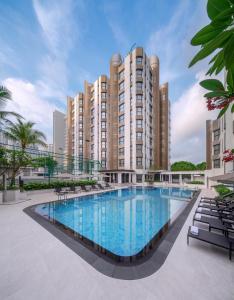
top-left (65, 47), bottom-right (170, 183)
top-left (53, 110), bottom-right (66, 166)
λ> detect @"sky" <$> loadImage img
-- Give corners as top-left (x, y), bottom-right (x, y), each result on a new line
top-left (0, 0), bottom-right (219, 163)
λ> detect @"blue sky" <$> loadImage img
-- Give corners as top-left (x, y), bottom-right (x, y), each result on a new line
top-left (0, 0), bottom-right (217, 162)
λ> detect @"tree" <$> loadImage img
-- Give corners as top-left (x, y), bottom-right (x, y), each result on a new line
top-left (171, 161), bottom-right (197, 171)
top-left (189, 0), bottom-right (234, 118)
top-left (4, 119), bottom-right (47, 150)
top-left (0, 147), bottom-right (31, 186)
top-left (0, 86), bottom-right (21, 129)
top-left (196, 162), bottom-right (207, 170)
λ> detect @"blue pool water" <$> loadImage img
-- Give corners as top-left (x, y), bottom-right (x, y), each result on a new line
top-left (34, 187), bottom-right (193, 257)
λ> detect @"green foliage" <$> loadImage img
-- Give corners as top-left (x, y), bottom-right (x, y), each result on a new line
top-left (171, 161), bottom-right (207, 171)
top-left (171, 161), bottom-right (197, 171)
top-left (189, 181), bottom-right (204, 185)
top-left (32, 156), bottom-right (58, 178)
top-left (23, 179), bottom-right (97, 191)
top-left (214, 184), bottom-right (231, 196)
top-left (189, 0), bottom-right (234, 115)
top-left (196, 162), bottom-right (207, 170)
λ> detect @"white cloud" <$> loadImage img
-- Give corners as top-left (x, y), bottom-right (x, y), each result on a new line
top-left (171, 72), bottom-right (217, 163)
top-left (3, 77), bottom-right (59, 143)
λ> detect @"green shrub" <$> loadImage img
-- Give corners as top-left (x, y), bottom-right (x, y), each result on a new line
top-left (189, 181), bottom-right (204, 185)
top-left (215, 185), bottom-right (231, 196)
top-left (23, 179), bottom-right (97, 191)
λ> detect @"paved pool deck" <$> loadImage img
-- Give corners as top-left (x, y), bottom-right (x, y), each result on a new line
top-left (0, 188), bottom-right (233, 300)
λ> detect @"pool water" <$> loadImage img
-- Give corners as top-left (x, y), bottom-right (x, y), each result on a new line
top-left (34, 187), bottom-right (193, 257)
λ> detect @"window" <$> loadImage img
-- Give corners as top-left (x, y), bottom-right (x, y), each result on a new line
top-left (150, 71), bottom-right (152, 81)
top-left (119, 148), bottom-right (124, 156)
top-left (136, 82), bottom-right (143, 90)
top-left (90, 99), bottom-right (94, 106)
top-left (136, 144), bottom-right (142, 153)
top-left (149, 93), bottom-right (152, 102)
top-left (101, 121), bottom-right (106, 129)
top-left (79, 139), bottom-right (83, 145)
top-left (101, 141), bottom-right (106, 149)
top-left (213, 159), bottom-right (220, 168)
top-left (136, 107), bottom-right (143, 116)
top-left (91, 117), bottom-right (94, 125)
top-left (119, 103), bottom-right (125, 112)
top-left (101, 131), bottom-right (106, 139)
top-left (79, 99), bottom-right (83, 105)
top-left (101, 92), bottom-right (107, 99)
top-left (91, 108), bottom-right (94, 116)
top-left (214, 129), bottom-right (220, 141)
top-left (119, 114), bottom-right (124, 123)
top-left (119, 70), bottom-right (124, 81)
top-left (91, 144), bottom-right (94, 150)
top-left (119, 125), bottom-right (124, 134)
top-left (136, 119), bottom-right (143, 128)
top-left (101, 151), bottom-right (106, 158)
top-left (119, 92), bottom-right (124, 102)
top-left (136, 174), bottom-right (142, 183)
top-left (149, 104), bottom-right (152, 112)
top-left (79, 107), bottom-right (83, 113)
top-left (136, 157), bottom-right (142, 166)
top-left (101, 111), bottom-right (106, 119)
top-left (136, 132), bottom-right (143, 140)
top-left (150, 83), bottom-right (153, 91)
top-left (119, 81), bottom-right (124, 90)
top-left (150, 116), bottom-right (152, 123)
top-left (101, 82), bottom-right (107, 90)
top-left (136, 69), bottom-right (143, 77)
top-left (136, 56), bottom-right (143, 64)
top-left (91, 127), bottom-right (94, 134)
top-left (136, 94), bottom-right (143, 102)
top-left (213, 144), bottom-right (220, 155)
top-left (130, 73), bottom-right (133, 83)
top-left (101, 160), bottom-right (106, 168)
top-left (119, 136), bottom-right (124, 145)
top-left (79, 131), bottom-right (83, 137)
top-left (119, 159), bottom-right (124, 167)
top-left (101, 102), bottom-right (106, 110)
top-left (79, 123), bottom-right (83, 129)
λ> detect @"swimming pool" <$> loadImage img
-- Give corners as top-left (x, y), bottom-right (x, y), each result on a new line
top-left (32, 187), bottom-right (194, 262)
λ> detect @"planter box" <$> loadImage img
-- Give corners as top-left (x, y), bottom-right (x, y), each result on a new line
top-left (3, 190), bottom-right (20, 203)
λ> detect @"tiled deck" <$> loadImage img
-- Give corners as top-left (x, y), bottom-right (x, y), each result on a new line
top-left (0, 188), bottom-right (233, 300)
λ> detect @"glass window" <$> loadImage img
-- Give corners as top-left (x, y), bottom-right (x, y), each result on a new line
top-left (101, 92), bottom-right (107, 99)
top-left (101, 151), bottom-right (106, 158)
top-left (136, 119), bottom-right (143, 128)
top-left (136, 56), bottom-right (143, 64)
top-left (213, 144), bottom-right (220, 155)
top-left (91, 117), bottom-right (94, 125)
top-left (213, 129), bottom-right (220, 141)
top-left (119, 114), bottom-right (124, 123)
top-left (136, 82), bottom-right (143, 90)
top-left (136, 132), bottom-right (143, 140)
top-left (101, 160), bottom-right (106, 168)
top-left (119, 125), bottom-right (124, 134)
top-left (136, 157), bottom-right (142, 166)
top-left (91, 108), bottom-right (94, 116)
top-left (119, 148), bottom-right (124, 156)
top-left (79, 139), bottom-right (83, 145)
top-left (136, 174), bottom-right (142, 182)
top-left (101, 102), bottom-right (106, 110)
top-left (79, 123), bottom-right (83, 129)
top-left (79, 107), bottom-right (83, 113)
top-left (91, 144), bottom-right (94, 150)
top-left (101, 131), bottom-right (106, 139)
top-left (101, 141), bottom-right (106, 148)
top-left (136, 94), bottom-right (143, 102)
top-left (119, 103), bottom-right (125, 112)
top-left (136, 107), bottom-right (143, 115)
top-left (101, 82), bottom-right (107, 90)
top-left (119, 92), bottom-right (124, 102)
top-left (79, 99), bottom-right (83, 105)
top-left (101, 121), bottom-right (106, 129)
top-left (119, 136), bottom-right (124, 145)
top-left (119, 159), bottom-right (124, 167)
top-left (136, 144), bottom-right (142, 153)
top-left (213, 159), bottom-right (220, 168)
top-left (136, 69), bottom-right (143, 77)
top-left (101, 111), bottom-right (106, 119)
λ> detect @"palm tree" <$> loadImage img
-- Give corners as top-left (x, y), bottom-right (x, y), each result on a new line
top-left (0, 86), bottom-right (22, 129)
top-left (4, 119), bottom-right (47, 150)
top-left (4, 119), bottom-right (47, 186)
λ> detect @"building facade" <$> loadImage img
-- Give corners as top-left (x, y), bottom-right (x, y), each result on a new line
top-left (65, 47), bottom-right (170, 183)
top-left (206, 105), bottom-right (234, 174)
top-left (53, 110), bottom-right (66, 166)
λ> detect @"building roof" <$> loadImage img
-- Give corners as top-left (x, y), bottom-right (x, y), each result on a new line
top-left (209, 172), bottom-right (234, 184)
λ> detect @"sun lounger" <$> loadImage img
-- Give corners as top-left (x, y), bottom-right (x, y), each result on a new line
top-left (193, 214), bottom-right (227, 234)
top-left (97, 183), bottom-right (105, 190)
top-left (187, 226), bottom-right (234, 260)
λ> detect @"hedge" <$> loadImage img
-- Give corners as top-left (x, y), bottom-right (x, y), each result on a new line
top-left (22, 180), bottom-right (97, 191)
top-left (214, 185), bottom-right (231, 196)
top-left (188, 181), bottom-right (204, 185)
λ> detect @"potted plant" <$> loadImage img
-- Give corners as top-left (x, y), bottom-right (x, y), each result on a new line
top-left (3, 185), bottom-right (20, 202)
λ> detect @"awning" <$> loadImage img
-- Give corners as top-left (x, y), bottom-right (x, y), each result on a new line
top-left (209, 172), bottom-right (234, 184)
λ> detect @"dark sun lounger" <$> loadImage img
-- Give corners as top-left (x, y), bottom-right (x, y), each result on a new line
top-left (187, 226), bottom-right (234, 260)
